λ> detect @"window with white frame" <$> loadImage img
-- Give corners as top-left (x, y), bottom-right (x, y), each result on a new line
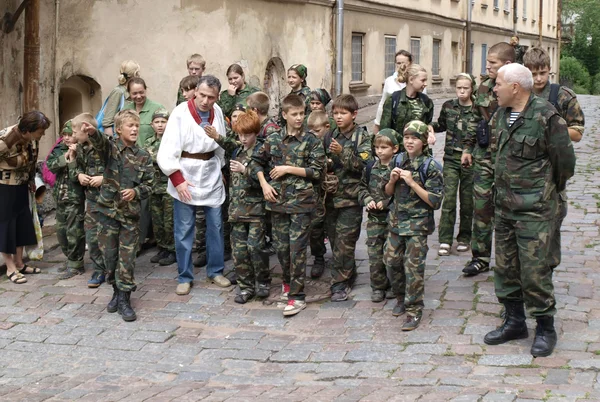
top-left (523, 0), bottom-right (527, 19)
top-left (504, 0), bottom-right (510, 11)
top-left (384, 36), bottom-right (397, 77)
top-left (494, 0), bottom-right (499, 10)
top-left (432, 39), bottom-right (441, 76)
top-left (410, 37), bottom-right (421, 64)
top-left (351, 33), bottom-right (364, 82)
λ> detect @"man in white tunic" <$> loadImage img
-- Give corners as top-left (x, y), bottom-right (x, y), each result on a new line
top-left (158, 75), bottom-right (231, 295)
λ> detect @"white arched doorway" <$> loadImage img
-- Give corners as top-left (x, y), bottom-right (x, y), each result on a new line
top-left (58, 75), bottom-right (102, 128)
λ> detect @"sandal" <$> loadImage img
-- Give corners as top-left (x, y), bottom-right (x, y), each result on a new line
top-left (7, 271), bottom-right (27, 284)
top-left (438, 243), bottom-right (451, 256)
top-left (18, 264), bottom-right (42, 275)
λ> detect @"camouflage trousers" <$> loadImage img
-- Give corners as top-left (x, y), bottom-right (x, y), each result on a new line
top-left (548, 193), bottom-right (568, 270)
top-left (56, 202), bottom-right (85, 270)
top-left (151, 192), bottom-right (175, 252)
top-left (494, 216), bottom-right (556, 317)
top-left (439, 153), bottom-right (474, 245)
top-left (85, 201), bottom-right (105, 274)
top-left (309, 195), bottom-right (327, 257)
top-left (98, 215), bottom-right (139, 292)
top-left (231, 221), bottom-right (270, 291)
top-left (326, 204), bottom-right (363, 292)
top-left (366, 217), bottom-right (390, 291)
top-left (470, 153), bottom-right (495, 263)
top-left (271, 212), bottom-right (311, 301)
top-left (194, 209), bottom-right (206, 257)
top-left (384, 231), bottom-right (428, 316)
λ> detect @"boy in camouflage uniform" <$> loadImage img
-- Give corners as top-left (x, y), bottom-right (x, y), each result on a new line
top-left (253, 94), bottom-right (325, 316)
top-left (431, 73), bottom-right (477, 256)
top-left (325, 94), bottom-right (373, 302)
top-left (358, 129), bottom-right (398, 302)
top-left (483, 64), bottom-right (575, 357)
top-left (306, 111), bottom-right (331, 278)
top-left (176, 54), bottom-right (205, 106)
top-left (46, 120), bottom-right (86, 280)
top-left (74, 117), bottom-right (107, 288)
top-left (523, 47), bottom-right (585, 270)
top-left (146, 109), bottom-right (176, 266)
top-left (461, 42), bottom-right (514, 276)
top-left (78, 110), bottom-right (153, 322)
top-left (228, 111), bottom-right (270, 303)
top-left (384, 121), bottom-right (444, 331)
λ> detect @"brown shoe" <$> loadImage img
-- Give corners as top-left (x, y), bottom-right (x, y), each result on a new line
top-left (176, 282), bottom-right (192, 295)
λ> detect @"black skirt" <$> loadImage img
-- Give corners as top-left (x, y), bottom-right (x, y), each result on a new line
top-left (0, 183), bottom-right (37, 254)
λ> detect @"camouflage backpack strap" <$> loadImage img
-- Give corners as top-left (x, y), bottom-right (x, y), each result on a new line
top-left (352, 126), bottom-right (367, 155)
top-left (324, 130), bottom-right (333, 154)
top-left (365, 159), bottom-right (376, 184)
top-left (549, 83), bottom-right (561, 111)
top-left (391, 91), bottom-right (403, 129)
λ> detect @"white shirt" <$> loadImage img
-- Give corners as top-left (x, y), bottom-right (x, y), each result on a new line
top-left (157, 101), bottom-right (226, 207)
top-left (374, 72), bottom-right (427, 126)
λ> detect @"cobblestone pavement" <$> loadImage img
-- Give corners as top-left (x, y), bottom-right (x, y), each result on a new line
top-left (0, 96), bottom-right (599, 401)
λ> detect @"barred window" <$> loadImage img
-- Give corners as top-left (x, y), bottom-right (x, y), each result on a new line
top-left (432, 39), bottom-right (441, 76)
top-left (351, 33), bottom-right (364, 82)
top-left (384, 36), bottom-right (397, 77)
top-left (481, 44), bottom-right (488, 75)
top-left (494, 0), bottom-right (499, 9)
top-left (410, 37), bottom-right (421, 64)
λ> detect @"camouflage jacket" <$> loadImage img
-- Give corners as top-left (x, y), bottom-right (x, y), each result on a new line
top-left (218, 84), bottom-right (261, 118)
top-left (144, 134), bottom-right (168, 195)
top-left (258, 117), bottom-right (281, 140)
top-left (324, 124), bottom-right (373, 208)
top-left (88, 129), bottom-right (154, 223)
top-left (278, 86), bottom-right (312, 126)
top-left (539, 83), bottom-right (585, 136)
top-left (493, 94), bottom-right (576, 222)
top-left (46, 142), bottom-right (85, 205)
top-left (388, 154), bottom-right (444, 236)
top-left (379, 89), bottom-right (434, 151)
top-left (252, 127), bottom-right (325, 214)
top-left (217, 127), bottom-right (241, 159)
top-left (432, 99), bottom-right (478, 158)
top-left (75, 141), bottom-right (105, 203)
top-left (358, 159), bottom-right (392, 223)
top-left (176, 86), bottom-right (186, 106)
top-left (514, 45), bottom-right (525, 65)
top-left (464, 76), bottom-right (498, 158)
top-left (229, 143), bottom-right (265, 222)
top-left (0, 125), bottom-right (38, 186)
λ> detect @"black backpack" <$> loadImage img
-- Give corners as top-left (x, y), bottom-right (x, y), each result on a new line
top-left (548, 83), bottom-right (561, 111)
top-left (365, 152), bottom-right (440, 185)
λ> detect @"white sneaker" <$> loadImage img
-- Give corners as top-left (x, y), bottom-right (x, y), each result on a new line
top-left (457, 243), bottom-right (469, 252)
top-left (438, 243), bottom-right (451, 256)
top-left (283, 299), bottom-right (306, 316)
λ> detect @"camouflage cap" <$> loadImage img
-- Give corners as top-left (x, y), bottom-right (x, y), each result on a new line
top-left (311, 88), bottom-right (331, 106)
top-left (376, 128), bottom-right (399, 146)
top-left (289, 64), bottom-right (308, 86)
top-left (403, 120), bottom-right (428, 142)
top-left (152, 108), bottom-right (170, 121)
top-left (61, 120), bottom-right (73, 134)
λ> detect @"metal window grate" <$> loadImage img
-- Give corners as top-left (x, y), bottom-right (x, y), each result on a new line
top-left (410, 37), bottom-right (421, 65)
top-left (351, 34), bottom-right (363, 82)
top-left (481, 44), bottom-right (488, 75)
top-left (432, 39), bottom-right (441, 76)
top-left (384, 36), bottom-right (397, 77)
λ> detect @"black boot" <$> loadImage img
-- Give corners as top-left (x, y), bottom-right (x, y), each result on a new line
top-left (107, 284), bottom-right (119, 313)
top-left (530, 316), bottom-right (557, 357)
top-left (117, 291), bottom-right (137, 322)
top-left (311, 256), bottom-right (325, 279)
top-left (484, 301), bottom-right (529, 345)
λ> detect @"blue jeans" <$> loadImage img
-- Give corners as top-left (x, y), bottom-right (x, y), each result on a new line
top-left (173, 200), bottom-right (224, 283)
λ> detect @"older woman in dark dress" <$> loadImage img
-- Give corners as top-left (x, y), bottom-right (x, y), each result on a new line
top-left (0, 111), bottom-right (51, 284)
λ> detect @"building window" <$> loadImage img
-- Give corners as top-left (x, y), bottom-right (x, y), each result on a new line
top-left (504, 0), bottom-right (510, 12)
top-left (494, 0), bottom-right (499, 10)
top-left (432, 39), bottom-right (441, 76)
top-left (384, 36), bottom-right (397, 78)
top-left (351, 33), bottom-right (364, 82)
top-left (481, 44), bottom-right (488, 75)
top-left (410, 37), bottom-right (421, 64)
top-left (523, 0), bottom-right (527, 19)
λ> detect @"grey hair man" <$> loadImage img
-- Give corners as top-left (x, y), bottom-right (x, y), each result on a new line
top-left (483, 63), bottom-right (576, 357)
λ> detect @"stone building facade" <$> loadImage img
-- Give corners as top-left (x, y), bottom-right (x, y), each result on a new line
top-left (1, 0), bottom-right (560, 156)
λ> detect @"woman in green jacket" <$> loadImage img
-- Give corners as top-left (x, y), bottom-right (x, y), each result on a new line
top-left (122, 77), bottom-right (165, 146)
top-left (218, 64), bottom-right (260, 118)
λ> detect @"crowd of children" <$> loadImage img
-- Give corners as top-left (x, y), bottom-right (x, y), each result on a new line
top-left (40, 44), bottom-right (581, 331)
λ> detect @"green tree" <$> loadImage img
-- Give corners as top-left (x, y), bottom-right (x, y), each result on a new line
top-left (563, 0), bottom-right (600, 77)
top-left (559, 57), bottom-right (590, 94)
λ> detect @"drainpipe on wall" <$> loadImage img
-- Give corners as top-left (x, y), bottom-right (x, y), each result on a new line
top-left (23, 0), bottom-right (40, 111)
top-left (513, 0), bottom-right (518, 34)
top-left (335, 0), bottom-right (344, 96)
top-left (538, 0), bottom-right (543, 46)
top-left (557, 0), bottom-right (562, 82)
top-left (53, 0), bottom-right (60, 137)
top-left (465, 0), bottom-right (472, 74)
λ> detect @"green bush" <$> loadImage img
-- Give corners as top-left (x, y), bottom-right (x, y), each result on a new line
top-left (560, 56), bottom-right (591, 91)
top-left (591, 73), bottom-right (600, 95)
top-left (573, 84), bottom-right (590, 95)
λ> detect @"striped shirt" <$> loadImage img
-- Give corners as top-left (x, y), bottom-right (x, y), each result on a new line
top-left (508, 112), bottom-right (520, 126)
